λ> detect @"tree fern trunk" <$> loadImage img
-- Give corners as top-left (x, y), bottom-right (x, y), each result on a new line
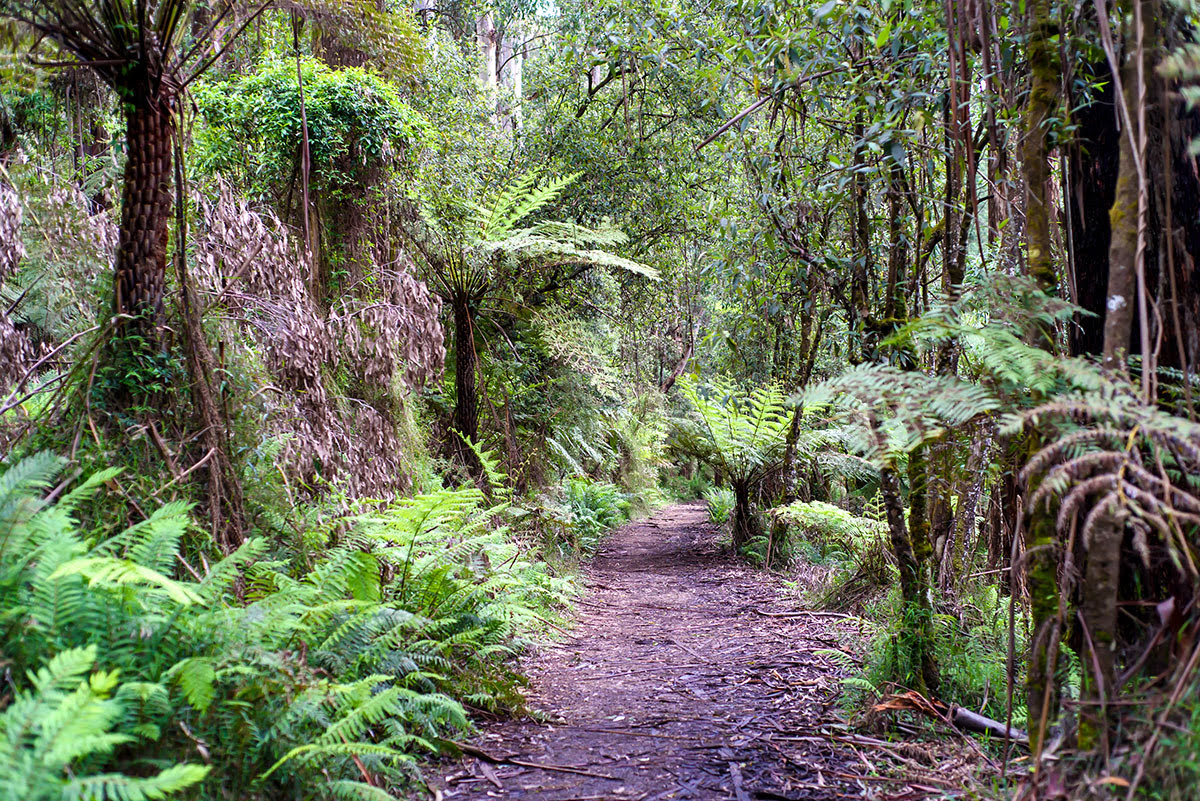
top-left (452, 292), bottom-right (482, 474)
top-left (113, 96), bottom-right (175, 340)
top-left (731, 480), bottom-right (757, 550)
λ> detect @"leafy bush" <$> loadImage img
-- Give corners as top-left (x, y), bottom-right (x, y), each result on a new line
top-left (704, 486), bottom-right (735, 527)
top-left (0, 452), bottom-right (566, 799)
top-left (774, 499), bottom-right (894, 608)
top-left (564, 478), bottom-right (630, 555)
top-left (773, 500), bottom-right (887, 561)
top-left (663, 469), bottom-right (711, 501)
top-left (536, 478), bottom-right (630, 561)
top-left (194, 58), bottom-right (429, 197)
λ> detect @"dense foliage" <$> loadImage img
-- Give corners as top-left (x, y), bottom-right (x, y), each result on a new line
top-left (2, 0), bottom-right (1200, 798)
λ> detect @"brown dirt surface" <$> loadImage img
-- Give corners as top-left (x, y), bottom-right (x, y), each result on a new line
top-left (430, 502), bottom-right (944, 800)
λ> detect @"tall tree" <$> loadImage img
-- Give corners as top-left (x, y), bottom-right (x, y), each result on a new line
top-left (1020, 0), bottom-right (1064, 755)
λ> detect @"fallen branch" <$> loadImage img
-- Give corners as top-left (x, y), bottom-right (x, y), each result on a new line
top-left (752, 608), bottom-right (857, 620)
top-left (874, 691), bottom-right (1028, 747)
top-left (452, 742), bottom-right (619, 780)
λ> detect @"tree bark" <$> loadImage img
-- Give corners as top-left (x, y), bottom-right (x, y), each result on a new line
top-left (1021, 0), bottom-right (1060, 316)
top-left (881, 457), bottom-right (939, 695)
top-left (731, 480), bottom-right (758, 550)
top-left (113, 96), bottom-right (175, 340)
top-left (1020, 0), bottom-right (1065, 755)
top-left (1102, 0), bottom-right (1154, 376)
top-left (452, 291), bottom-right (480, 459)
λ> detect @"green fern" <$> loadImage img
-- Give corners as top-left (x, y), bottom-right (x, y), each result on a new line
top-left (0, 645), bottom-right (208, 801)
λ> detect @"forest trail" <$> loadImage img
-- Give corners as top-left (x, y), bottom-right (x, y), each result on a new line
top-left (431, 502), bottom-right (885, 800)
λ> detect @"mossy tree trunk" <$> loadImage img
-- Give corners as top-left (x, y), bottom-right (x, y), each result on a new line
top-left (1081, 0), bottom-right (1157, 748)
top-left (880, 454), bottom-right (939, 696)
top-left (1020, 0), bottom-right (1064, 755)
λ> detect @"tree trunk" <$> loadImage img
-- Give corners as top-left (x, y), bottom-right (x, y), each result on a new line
top-left (1021, 0), bottom-right (1065, 755)
top-left (1080, 0), bottom-right (1157, 747)
top-left (1102, 0), bottom-right (1154, 376)
top-left (881, 457), bottom-right (939, 695)
top-left (1102, 83), bottom-right (1140, 372)
top-left (113, 96), bottom-right (175, 340)
top-left (1067, 61), bottom-right (1120, 357)
top-left (1021, 0), bottom-right (1060, 321)
top-left (452, 291), bottom-right (480, 453)
top-left (731, 480), bottom-right (758, 550)
top-left (477, 12), bottom-right (498, 89)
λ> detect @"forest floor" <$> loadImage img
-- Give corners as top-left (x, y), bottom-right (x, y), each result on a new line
top-left (428, 502), bottom-right (977, 801)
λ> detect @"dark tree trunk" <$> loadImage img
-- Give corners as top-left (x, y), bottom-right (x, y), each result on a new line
top-left (1067, 63), bottom-right (1120, 357)
top-left (731, 480), bottom-right (758, 550)
top-left (1157, 24), bottom-right (1200, 379)
top-left (113, 95), bottom-right (175, 340)
top-left (452, 291), bottom-right (482, 473)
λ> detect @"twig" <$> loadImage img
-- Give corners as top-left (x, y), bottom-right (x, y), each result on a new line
top-left (728, 762), bottom-right (750, 801)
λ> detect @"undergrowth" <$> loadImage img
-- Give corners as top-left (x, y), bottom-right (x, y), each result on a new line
top-left (0, 452), bottom-right (577, 799)
top-left (703, 486), bottom-right (734, 528)
top-left (774, 499), bottom-right (893, 610)
top-left (538, 477), bottom-right (631, 561)
top-left (854, 583), bottom-right (1029, 727)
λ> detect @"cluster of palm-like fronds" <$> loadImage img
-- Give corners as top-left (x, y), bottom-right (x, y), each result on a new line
top-left (676, 376), bottom-right (792, 484)
top-left (0, 452), bottom-right (568, 799)
top-left (412, 172), bottom-right (658, 303)
top-left (1008, 382), bottom-right (1200, 576)
top-left (801, 362), bottom-right (1001, 460)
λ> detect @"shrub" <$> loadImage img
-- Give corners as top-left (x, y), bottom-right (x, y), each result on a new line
top-left (0, 452), bottom-right (567, 799)
top-left (0, 645), bottom-right (208, 801)
top-left (536, 478), bottom-right (630, 561)
top-left (775, 499), bottom-right (894, 608)
top-left (564, 478), bottom-right (630, 554)
top-left (704, 486), bottom-right (735, 527)
top-left (860, 583), bottom-right (1029, 725)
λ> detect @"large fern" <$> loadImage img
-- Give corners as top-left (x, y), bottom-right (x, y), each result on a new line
top-left (0, 645), bottom-right (208, 801)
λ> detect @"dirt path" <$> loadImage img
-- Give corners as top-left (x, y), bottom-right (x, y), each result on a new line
top-left (432, 502), bottom-right (881, 800)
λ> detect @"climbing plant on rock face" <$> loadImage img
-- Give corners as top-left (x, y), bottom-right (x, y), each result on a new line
top-left (676, 377), bottom-right (792, 549)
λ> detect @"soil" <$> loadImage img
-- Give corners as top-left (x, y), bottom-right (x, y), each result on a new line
top-left (429, 502), bottom-right (943, 801)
